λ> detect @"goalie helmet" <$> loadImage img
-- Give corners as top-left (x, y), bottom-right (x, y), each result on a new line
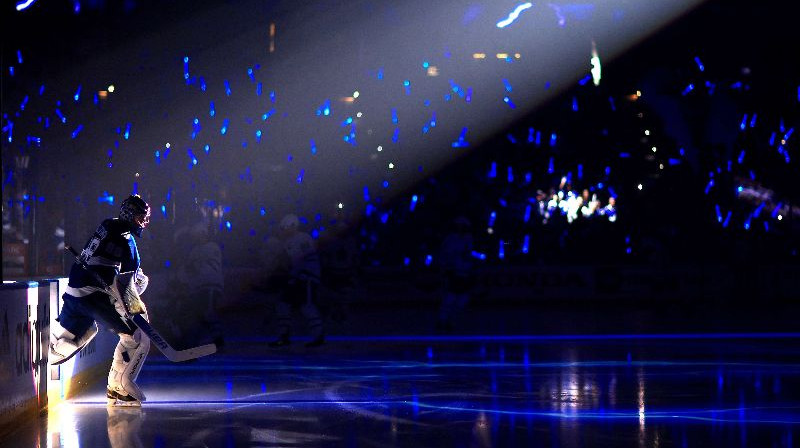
top-left (119, 194), bottom-right (151, 236)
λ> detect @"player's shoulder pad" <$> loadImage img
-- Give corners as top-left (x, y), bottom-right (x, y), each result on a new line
top-left (102, 218), bottom-right (131, 235)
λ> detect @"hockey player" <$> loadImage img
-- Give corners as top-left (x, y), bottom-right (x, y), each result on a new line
top-left (268, 214), bottom-right (325, 348)
top-left (50, 194), bottom-right (152, 406)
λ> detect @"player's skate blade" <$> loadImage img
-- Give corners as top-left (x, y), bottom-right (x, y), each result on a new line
top-left (107, 388), bottom-right (142, 407)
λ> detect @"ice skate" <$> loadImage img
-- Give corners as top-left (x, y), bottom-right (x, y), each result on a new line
top-left (106, 387), bottom-right (142, 407)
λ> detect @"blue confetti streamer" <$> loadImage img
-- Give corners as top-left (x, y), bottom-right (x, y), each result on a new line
top-left (183, 56), bottom-right (189, 80)
top-left (257, 82), bottom-right (262, 96)
top-left (209, 101), bottom-right (216, 117)
top-left (224, 80), bottom-right (231, 96)
top-left (522, 235), bottom-right (530, 254)
top-left (705, 179), bottom-right (714, 195)
top-left (221, 118), bottom-right (229, 135)
top-left (471, 251), bottom-right (486, 260)
top-left (578, 74), bottom-right (591, 86)
top-left (451, 127), bottom-right (469, 148)
top-left (98, 191), bottom-right (114, 205)
top-left (123, 123), bottom-right (131, 140)
top-left (55, 109), bottom-right (66, 123)
top-left (296, 169), bottom-right (305, 183)
top-left (694, 56), bottom-right (704, 72)
top-left (681, 83), bottom-right (694, 96)
top-left (496, 2), bottom-right (532, 28)
top-left (70, 124), bottom-right (83, 139)
top-left (403, 80), bottom-right (411, 95)
top-left (740, 114), bottom-right (747, 130)
top-left (502, 78), bottom-right (513, 92)
top-left (392, 128), bottom-right (400, 143)
top-left (316, 99), bottom-right (331, 116)
top-left (503, 96), bottom-right (516, 109)
top-left (187, 149), bottom-right (198, 169)
top-left (73, 85), bottom-right (81, 102)
top-left (391, 108), bottom-right (398, 124)
top-left (310, 139), bottom-right (317, 154)
top-left (199, 77), bottom-right (206, 91)
top-left (247, 67), bottom-right (255, 81)
top-left (410, 195), bottom-right (418, 211)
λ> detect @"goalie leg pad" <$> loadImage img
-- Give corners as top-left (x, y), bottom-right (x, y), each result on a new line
top-left (108, 316), bottom-right (150, 402)
top-left (50, 323), bottom-right (99, 365)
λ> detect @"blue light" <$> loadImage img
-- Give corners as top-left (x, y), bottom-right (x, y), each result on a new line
top-left (422, 61), bottom-right (429, 68)
top-left (524, 205), bottom-right (531, 223)
top-left (572, 97), bottom-right (578, 111)
top-left (498, 240), bottom-right (505, 259)
top-left (296, 169), bottom-right (304, 183)
top-left (209, 101), bottom-right (215, 117)
top-left (502, 78), bottom-right (512, 92)
top-left (522, 235), bottom-right (530, 254)
top-left (391, 108), bottom-right (398, 124)
top-left (70, 124), bottom-right (83, 139)
top-left (507, 166), bottom-right (514, 183)
top-left (488, 211), bottom-right (496, 227)
top-left (310, 139), bottom-right (317, 155)
top-left (496, 2), bottom-right (533, 28)
top-left (682, 83), bottom-right (694, 96)
top-left (123, 123), bottom-right (131, 140)
top-left (705, 180), bottom-right (715, 195)
top-left (73, 84), bottom-right (81, 102)
top-left (224, 80), bottom-right (231, 96)
top-left (15, 0), bottom-right (38, 11)
top-left (425, 255), bottom-right (432, 266)
top-left (410, 195), bottom-right (418, 211)
top-left (382, 181), bottom-right (389, 188)
top-left (488, 162), bottom-right (497, 178)
top-left (471, 251), bottom-right (486, 260)
top-left (225, 221), bottom-right (232, 231)
top-left (503, 96), bottom-right (516, 109)
top-left (221, 119), bottom-right (229, 135)
top-left (257, 82), bottom-right (262, 96)
top-left (403, 257), bottom-right (410, 266)
top-left (550, 133), bottom-right (557, 147)
top-left (694, 56), bottom-right (704, 72)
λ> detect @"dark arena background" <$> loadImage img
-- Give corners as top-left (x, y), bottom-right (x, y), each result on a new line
top-left (2, 0), bottom-right (799, 447)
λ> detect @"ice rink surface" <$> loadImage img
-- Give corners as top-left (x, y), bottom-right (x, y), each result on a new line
top-left (5, 332), bottom-right (799, 448)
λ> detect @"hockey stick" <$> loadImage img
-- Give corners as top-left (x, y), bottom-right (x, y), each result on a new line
top-left (65, 245), bottom-right (217, 362)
